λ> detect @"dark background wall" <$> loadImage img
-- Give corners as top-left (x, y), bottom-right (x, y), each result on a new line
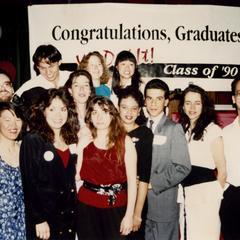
top-left (0, 0), bottom-right (239, 104)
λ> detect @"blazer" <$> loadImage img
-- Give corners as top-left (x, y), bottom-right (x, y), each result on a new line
top-left (20, 132), bottom-right (77, 239)
top-left (147, 114), bottom-right (191, 222)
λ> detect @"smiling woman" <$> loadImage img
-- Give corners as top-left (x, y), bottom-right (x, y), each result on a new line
top-left (178, 84), bottom-right (227, 240)
top-left (0, 102), bottom-right (26, 239)
top-left (20, 87), bottom-right (80, 240)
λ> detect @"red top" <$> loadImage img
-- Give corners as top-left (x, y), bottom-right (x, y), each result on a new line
top-left (78, 142), bottom-right (127, 208)
top-left (56, 148), bottom-right (70, 168)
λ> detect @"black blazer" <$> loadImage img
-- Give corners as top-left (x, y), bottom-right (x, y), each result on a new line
top-left (20, 132), bottom-right (77, 240)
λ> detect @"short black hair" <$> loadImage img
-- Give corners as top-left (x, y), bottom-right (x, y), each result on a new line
top-left (32, 44), bottom-right (62, 66)
top-left (144, 78), bottom-right (170, 99)
top-left (118, 86), bottom-right (144, 108)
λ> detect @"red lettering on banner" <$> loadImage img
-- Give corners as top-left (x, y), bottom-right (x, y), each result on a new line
top-left (75, 47), bottom-right (155, 66)
top-left (103, 50), bottom-right (115, 66)
top-left (136, 47), bottom-right (154, 64)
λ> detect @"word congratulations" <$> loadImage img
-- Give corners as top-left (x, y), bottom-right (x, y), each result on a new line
top-left (52, 24), bottom-right (240, 45)
top-left (52, 24), bottom-right (169, 45)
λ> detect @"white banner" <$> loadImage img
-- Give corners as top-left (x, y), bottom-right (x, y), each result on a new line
top-left (28, 3), bottom-right (240, 91)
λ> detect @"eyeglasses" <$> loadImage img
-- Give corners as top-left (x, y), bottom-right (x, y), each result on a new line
top-left (235, 91), bottom-right (240, 98)
top-left (0, 81), bottom-right (12, 89)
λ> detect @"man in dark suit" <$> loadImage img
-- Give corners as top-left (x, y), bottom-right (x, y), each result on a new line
top-left (144, 79), bottom-right (191, 240)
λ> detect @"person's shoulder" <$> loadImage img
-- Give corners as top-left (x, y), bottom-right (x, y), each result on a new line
top-left (164, 116), bottom-right (179, 127)
top-left (163, 117), bottom-right (185, 135)
top-left (15, 75), bottom-right (46, 96)
top-left (125, 135), bottom-right (135, 146)
top-left (207, 122), bottom-right (222, 133)
top-left (139, 125), bottom-right (153, 136)
top-left (23, 131), bottom-right (43, 142)
top-left (60, 70), bottom-right (71, 78)
top-left (223, 121), bottom-right (237, 135)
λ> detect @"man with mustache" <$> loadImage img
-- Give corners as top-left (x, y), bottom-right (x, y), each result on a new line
top-left (0, 69), bottom-right (14, 102)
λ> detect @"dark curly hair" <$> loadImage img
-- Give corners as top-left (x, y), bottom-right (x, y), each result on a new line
top-left (29, 87), bottom-right (79, 144)
top-left (178, 84), bottom-right (216, 141)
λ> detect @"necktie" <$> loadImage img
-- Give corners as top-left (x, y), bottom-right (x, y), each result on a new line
top-left (149, 120), bottom-right (154, 131)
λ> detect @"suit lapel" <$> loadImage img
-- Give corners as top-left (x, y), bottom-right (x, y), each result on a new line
top-left (155, 114), bottom-right (167, 134)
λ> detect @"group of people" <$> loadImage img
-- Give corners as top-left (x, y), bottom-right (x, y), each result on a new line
top-left (0, 44), bottom-right (239, 240)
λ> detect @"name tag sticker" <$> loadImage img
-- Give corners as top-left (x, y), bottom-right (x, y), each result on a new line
top-left (153, 135), bottom-right (167, 145)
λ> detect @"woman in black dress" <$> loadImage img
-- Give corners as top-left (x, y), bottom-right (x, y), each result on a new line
top-left (118, 87), bottom-right (153, 240)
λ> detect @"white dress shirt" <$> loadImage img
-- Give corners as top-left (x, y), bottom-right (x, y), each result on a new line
top-left (147, 112), bottom-right (164, 133)
top-left (15, 70), bottom-right (71, 96)
top-left (223, 116), bottom-right (240, 186)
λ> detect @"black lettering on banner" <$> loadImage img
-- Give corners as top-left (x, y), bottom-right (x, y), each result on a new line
top-left (175, 25), bottom-right (240, 43)
top-left (51, 24), bottom-right (170, 45)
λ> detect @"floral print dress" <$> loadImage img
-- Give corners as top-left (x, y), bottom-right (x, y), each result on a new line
top-left (0, 157), bottom-right (26, 240)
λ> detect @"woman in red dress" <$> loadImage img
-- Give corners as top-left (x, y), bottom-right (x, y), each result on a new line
top-left (76, 96), bottom-right (137, 240)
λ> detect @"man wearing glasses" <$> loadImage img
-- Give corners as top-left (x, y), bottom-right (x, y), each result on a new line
top-left (220, 78), bottom-right (240, 240)
top-left (0, 69), bottom-right (14, 102)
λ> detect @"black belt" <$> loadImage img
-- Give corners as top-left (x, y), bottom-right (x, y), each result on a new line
top-left (83, 181), bottom-right (127, 206)
top-left (181, 166), bottom-right (216, 187)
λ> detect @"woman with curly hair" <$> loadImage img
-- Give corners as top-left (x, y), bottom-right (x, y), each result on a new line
top-left (76, 96), bottom-right (137, 240)
top-left (79, 51), bottom-right (111, 98)
top-left (178, 84), bottom-right (226, 240)
top-left (20, 87), bottom-right (80, 240)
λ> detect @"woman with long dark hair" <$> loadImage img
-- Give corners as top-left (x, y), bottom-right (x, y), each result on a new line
top-left (76, 96), bottom-right (137, 240)
top-left (65, 69), bottom-right (95, 126)
top-left (118, 88), bottom-right (153, 240)
top-left (112, 51), bottom-right (141, 96)
top-left (178, 84), bottom-right (226, 240)
top-left (111, 51), bottom-right (142, 107)
top-left (20, 87), bottom-right (80, 240)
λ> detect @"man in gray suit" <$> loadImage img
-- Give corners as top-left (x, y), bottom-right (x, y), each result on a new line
top-left (144, 79), bottom-right (191, 240)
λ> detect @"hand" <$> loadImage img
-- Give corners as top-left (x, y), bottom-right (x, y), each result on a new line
top-left (132, 215), bottom-right (142, 232)
top-left (36, 221), bottom-right (50, 240)
top-left (217, 176), bottom-right (226, 188)
top-left (77, 126), bottom-right (93, 150)
top-left (120, 215), bottom-right (133, 236)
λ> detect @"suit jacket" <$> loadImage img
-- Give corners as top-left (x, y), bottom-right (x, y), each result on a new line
top-left (20, 132), bottom-right (77, 239)
top-left (147, 114), bottom-right (191, 222)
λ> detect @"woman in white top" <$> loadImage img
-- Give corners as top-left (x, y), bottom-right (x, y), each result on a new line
top-left (178, 84), bottom-right (226, 240)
